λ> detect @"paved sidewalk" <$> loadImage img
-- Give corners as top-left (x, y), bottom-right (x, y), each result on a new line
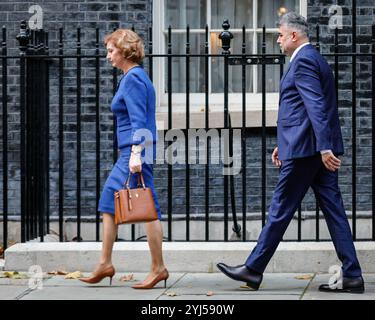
top-left (0, 272), bottom-right (374, 300)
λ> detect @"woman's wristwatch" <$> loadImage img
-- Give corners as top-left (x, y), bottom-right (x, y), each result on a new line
top-left (131, 144), bottom-right (143, 155)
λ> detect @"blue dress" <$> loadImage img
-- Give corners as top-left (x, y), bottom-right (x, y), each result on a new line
top-left (98, 66), bottom-right (161, 219)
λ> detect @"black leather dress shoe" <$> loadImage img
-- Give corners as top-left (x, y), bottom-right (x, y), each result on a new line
top-left (217, 263), bottom-right (263, 290)
top-left (319, 276), bottom-right (365, 294)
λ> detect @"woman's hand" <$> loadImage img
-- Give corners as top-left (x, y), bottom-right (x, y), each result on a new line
top-left (129, 152), bottom-right (142, 173)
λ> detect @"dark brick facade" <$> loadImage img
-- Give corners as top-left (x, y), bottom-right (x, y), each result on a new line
top-left (0, 1), bottom-right (374, 222)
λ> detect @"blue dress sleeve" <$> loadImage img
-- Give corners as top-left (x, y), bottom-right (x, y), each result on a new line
top-left (121, 73), bottom-right (148, 146)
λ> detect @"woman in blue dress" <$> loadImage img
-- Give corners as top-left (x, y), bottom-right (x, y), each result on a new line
top-left (80, 29), bottom-right (168, 289)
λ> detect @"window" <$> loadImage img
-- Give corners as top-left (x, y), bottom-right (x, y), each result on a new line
top-left (153, 0), bottom-right (307, 126)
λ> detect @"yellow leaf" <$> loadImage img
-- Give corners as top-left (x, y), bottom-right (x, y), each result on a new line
top-left (120, 274), bottom-right (134, 282)
top-left (240, 284), bottom-right (257, 290)
top-left (48, 270), bottom-right (68, 275)
top-left (3, 271), bottom-right (15, 277)
top-left (3, 271), bottom-right (29, 279)
top-left (64, 271), bottom-right (83, 279)
top-left (294, 274), bottom-right (313, 280)
top-left (206, 291), bottom-right (214, 296)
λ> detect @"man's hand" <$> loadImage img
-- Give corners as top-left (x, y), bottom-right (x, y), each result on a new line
top-left (272, 147), bottom-right (282, 167)
top-left (129, 152), bottom-right (142, 173)
top-left (321, 151), bottom-right (341, 172)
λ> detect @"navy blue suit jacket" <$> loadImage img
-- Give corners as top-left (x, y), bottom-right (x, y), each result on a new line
top-left (277, 44), bottom-right (344, 161)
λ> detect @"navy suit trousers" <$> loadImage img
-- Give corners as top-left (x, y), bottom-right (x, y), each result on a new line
top-left (245, 155), bottom-right (362, 278)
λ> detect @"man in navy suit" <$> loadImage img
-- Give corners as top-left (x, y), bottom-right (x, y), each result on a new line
top-left (217, 12), bottom-right (364, 293)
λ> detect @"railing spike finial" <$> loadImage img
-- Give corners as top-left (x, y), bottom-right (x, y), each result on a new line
top-left (219, 19), bottom-right (233, 54)
top-left (16, 20), bottom-right (30, 53)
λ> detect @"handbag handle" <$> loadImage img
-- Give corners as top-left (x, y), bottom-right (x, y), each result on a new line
top-left (123, 172), bottom-right (146, 212)
top-left (124, 172), bottom-right (146, 190)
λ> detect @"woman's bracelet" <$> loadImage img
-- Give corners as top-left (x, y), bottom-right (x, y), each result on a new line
top-left (131, 144), bottom-right (143, 154)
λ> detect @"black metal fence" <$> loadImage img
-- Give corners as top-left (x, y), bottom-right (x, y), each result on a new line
top-left (1, 18), bottom-right (375, 248)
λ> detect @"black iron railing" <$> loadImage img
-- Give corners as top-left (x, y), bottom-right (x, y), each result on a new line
top-left (1, 17), bottom-right (375, 248)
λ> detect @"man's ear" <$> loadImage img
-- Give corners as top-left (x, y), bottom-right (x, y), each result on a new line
top-left (291, 31), bottom-right (298, 42)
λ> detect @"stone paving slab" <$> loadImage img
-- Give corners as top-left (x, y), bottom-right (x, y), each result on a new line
top-left (0, 277), bottom-right (30, 286)
top-left (158, 293), bottom-right (301, 300)
top-left (0, 286), bottom-right (30, 300)
top-left (0, 272), bottom-right (374, 300)
top-left (302, 273), bottom-right (375, 300)
top-left (162, 273), bottom-right (312, 297)
top-left (41, 272), bottom-right (183, 288)
top-left (20, 285), bottom-right (164, 300)
top-left (21, 273), bottom-right (185, 300)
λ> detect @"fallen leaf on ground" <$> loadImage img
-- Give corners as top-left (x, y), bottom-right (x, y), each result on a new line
top-left (64, 271), bottom-right (83, 279)
top-left (119, 274), bottom-right (134, 282)
top-left (206, 291), bottom-right (214, 296)
top-left (165, 292), bottom-right (178, 297)
top-left (294, 274), bottom-right (313, 280)
top-left (48, 270), bottom-right (69, 275)
top-left (3, 271), bottom-right (29, 279)
top-left (240, 284), bottom-right (257, 290)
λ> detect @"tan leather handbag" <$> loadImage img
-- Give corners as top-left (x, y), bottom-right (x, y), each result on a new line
top-left (114, 172), bottom-right (158, 225)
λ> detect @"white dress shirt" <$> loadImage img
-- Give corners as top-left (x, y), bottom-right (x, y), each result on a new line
top-left (290, 42), bottom-right (310, 62)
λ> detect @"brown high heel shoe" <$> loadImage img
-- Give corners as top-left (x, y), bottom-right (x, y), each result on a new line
top-left (79, 265), bottom-right (115, 285)
top-left (131, 268), bottom-right (169, 289)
